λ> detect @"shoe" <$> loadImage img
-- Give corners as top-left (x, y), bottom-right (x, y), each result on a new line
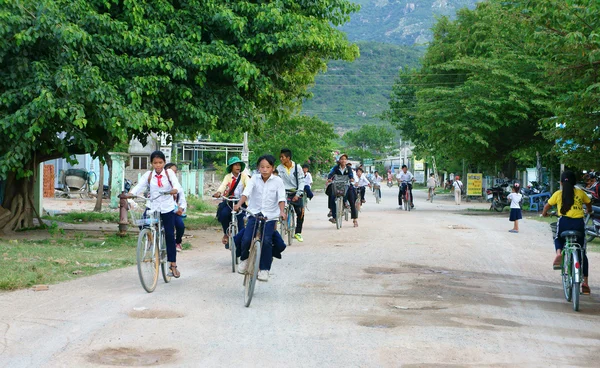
top-left (329, 217), bottom-right (336, 224)
top-left (224, 242), bottom-right (229, 250)
top-left (294, 233), bottom-right (304, 242)
top-left (327, 211), bottom-right (332, 217)
top-left (353, 220), bottom-right (358, 227)
top-left (221, 235), bottom-right (228, 245)
top-left (176, 243), bottom-right (182, 252)
top-left (168, 265), bottom-right (180, 278)
top-left (582, 283), bottom-right (591, 295)
top-left (553, 255), bottom-right (562, 270)
top-left (411, 204), bottom-right (415, 209)
top-left (508, 229), bottom-right (518, 233)
top-left (361, 199), bottom-right (366, 204)
top-left (238, 259), bottom-right (248, 274)
top-left (258, 270), bottom-right (269, 282)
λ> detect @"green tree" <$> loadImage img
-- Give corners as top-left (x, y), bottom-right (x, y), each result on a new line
top-left (249, 115), bottom-right (337, 173)
top-left (0, 0), bottom-right (358, 231)
top-left (385, 1), bottom-right (553, 175)
top-left (342, 124), bottom-right (395, 159)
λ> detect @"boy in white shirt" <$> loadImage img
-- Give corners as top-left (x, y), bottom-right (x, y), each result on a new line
top-left (427, 173), bottom-right (437, 201)
top-left (234, 154), bottom-right (286, 282)
top-left (355, 167), bottom-right (371, 203)
top-left (302, 164), bottom-right (314, 200)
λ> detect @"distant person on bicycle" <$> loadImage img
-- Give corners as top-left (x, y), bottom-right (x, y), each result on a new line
top-left (302, 164), bottom-right (314, 201)
top-left (234, 154), bottom-right (286, 282)
top-left (372, 171), bottom-right (383, 199)
top-left (427, 173), bottom-right (437, 201)
top-left (354, 167), bottom-right (370, 204)
top-left (542, 170), bottom-right (593, 294)
top-left (326, 154), bottom-right (358, 227)
top-left (396, 165), bottom-right (415, 209)
top-left (213, 157), bottom-right (249, 248)
top-left (130, 151), bottom-right (183, 278)
top-left (165, 163), bottom-right (187, 252)
top-left (277, 148), bottom-right (306, 242)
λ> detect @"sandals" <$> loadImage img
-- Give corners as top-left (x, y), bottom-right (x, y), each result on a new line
top-left (582, 283), bottom-right (591, 295)
top-left (221, 235), bottom-right (229, 245)
top-left (552, 255), bottom-right (562, 270)
top-left (169, 265), bottom-right (181, 278)
top-left (353, 220), bottom-right (358, 227)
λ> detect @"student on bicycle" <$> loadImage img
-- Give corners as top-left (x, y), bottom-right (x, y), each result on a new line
top-left (302, 164), bottom-right (314, 200)
top-left (165, 163), bottom-right (187, 252)
top-left (234, 154), bottom-right (286, 282)
top-left (427, 173), bottom-right (437, 201)
top-left (326, 153), bottom-right (358, 227)
top-left (372, 171), bottom-right (383, 199)
top-left (396, 164), bottom-right (415, 209)
top-left (130, 151), bottom-right (183, 278)
top-left (542, 170), bottom-right (593, 294)
top-left (354, 167), bottom-right (370, 204)
top-left (277, 148), bottom-right (306, 242)
top-left (213, 157), bottom-right (249, 248)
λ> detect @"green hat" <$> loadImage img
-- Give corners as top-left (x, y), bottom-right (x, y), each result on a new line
top-left (226, 157), bottom-right (246, 173)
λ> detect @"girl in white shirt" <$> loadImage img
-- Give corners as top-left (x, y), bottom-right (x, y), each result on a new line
top-left (302, 164), bottom-right (314, 200)
top-left (507, 184), bottom-right (523, 233)
top-left (130, 151), bottom-right (183, 278)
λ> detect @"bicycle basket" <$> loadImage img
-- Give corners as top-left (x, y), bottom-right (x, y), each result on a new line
top-left (128, 197), bottom-right (158, 227)
top-left (332, 175), bottom-right (349, 197)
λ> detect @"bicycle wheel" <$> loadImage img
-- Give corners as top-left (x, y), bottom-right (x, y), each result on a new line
top-left (137, 228), bottom-right (159, 293)
top-left (287, 208), bottom-right (295, 245)
top-left (229, 223), bottom-right (237, 273)
top-left (492, 198), bottom-right (504, 212)
top-left (336, 197), bottom-right (343, 229)
top-left (375, 189), bottom-right (380, 204)
top-left (572, 251), bottom-right (580, 311)
top-left (244, 239), bottom-right (262, 307)
top-left (562, 252), bottom-right (573, 302)
top-left (585, 215), bottom-right (596, 243)
top-left (160, 232), bottom-right (171, 283)
top-left (430, 188), bottom-right (434, 203)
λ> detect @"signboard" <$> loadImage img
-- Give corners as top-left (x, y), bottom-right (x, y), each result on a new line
top-left (241, 152), bottom-right (249, 162)
top-left (467, 173), bottom-right (483, 196)
top-left (363, 159), bottom-right (373, 165)
top-left (414, 171), bottom-right (425, 184)
top-left (414, 159), bottom-right (424, 171)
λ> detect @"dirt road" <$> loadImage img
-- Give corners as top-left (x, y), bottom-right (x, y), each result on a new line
top-left (1, 186), bottom-right (600, 367)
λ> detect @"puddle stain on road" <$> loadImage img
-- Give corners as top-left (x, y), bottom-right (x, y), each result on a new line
top-left (87, 347), bottom-right (178, 366)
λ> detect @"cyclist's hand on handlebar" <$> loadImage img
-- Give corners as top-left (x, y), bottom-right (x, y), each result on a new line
top-left (233, 204), bottom-right (240, 212)
top-left (292, 195), bottom-right (299, 202)
top-left (212, 192), bottom-right (221, 198)
top-left (169, 189), bottom-right (178, 195)
top-left (280, 211), bottom-right (287, 222)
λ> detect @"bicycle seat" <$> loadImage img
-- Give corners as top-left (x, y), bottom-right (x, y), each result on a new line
top-left (560, 230), bottom-right (583, 238)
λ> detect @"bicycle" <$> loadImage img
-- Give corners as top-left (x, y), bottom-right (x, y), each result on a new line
top-left (237, 208), bottom-right (267, 307)
top-left (400, 182), bottom-right (412, 211)
top-left (279, 202), bottom-right (296, 246)
top-left (125, 192), bottom-right (173, 293)
top-left (221, 197), bottom-right (241, 273)
top-left (373, 183), bottom-right (381, 204)
top-left (355, 186), bottom-right (363, 212)
top-left (332, 175), bottom-right (349, 229)
top-left (428, 187), bottom-right (435, 203)
top-left (550, 213), bottom-right (586, 311)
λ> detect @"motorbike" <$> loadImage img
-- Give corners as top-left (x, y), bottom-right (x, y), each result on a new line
top-left (487, 181), bottom-right (512, 212)
top-left (444, 179), bottom-right (453, 190)
top-left (585, 205), bottom-right (600, 242)
top-left (387, 179), bottom-right (393, 188)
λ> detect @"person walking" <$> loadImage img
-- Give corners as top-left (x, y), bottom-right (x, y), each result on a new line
top-left (453, 176), bottom-right (463, 205)
top-left (507, 184), bottom-right (523, 233)
top-left (277, 148), bottom-right (306, 242)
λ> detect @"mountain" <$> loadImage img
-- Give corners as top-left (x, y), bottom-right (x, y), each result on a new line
top-left (341, 0), bottom-right (479, 45)
top-left (302, 41), bottom-right (423, 133)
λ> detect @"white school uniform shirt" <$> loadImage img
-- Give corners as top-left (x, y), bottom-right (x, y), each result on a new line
top-left (355, 175), bottom-right (370, 187)
top-left (242, 173), bottom-right (286, 221)
top-left (427, 177), bottom-right (436, 188)
top-left (396, 171), bottom-right (414, 183)
top-left (507, 193), bottom-right (523, 209)
top-left (131, 169), bottom-right (183, 214)
top-left (305, 172), bottom-right (313, 187)
top-left (373, 175), bottom-right (383, 184)
top-left (176, 191), bottom-right (187, 212)
top-left (453, 180), bottom-right (463, 191)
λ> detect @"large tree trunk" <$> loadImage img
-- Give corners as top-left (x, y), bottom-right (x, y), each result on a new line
top-left (94, 162), bottom-right (104, 212)
top-left (0, 168), bottom-right (36, 233)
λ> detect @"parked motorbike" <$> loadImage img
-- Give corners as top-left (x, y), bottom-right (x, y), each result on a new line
top-left (487, 181), bottom-right (512, 212)
top-left (444, 179), bottom-right (453, 190)
top-left (585, 205), bottom-right (600, 242)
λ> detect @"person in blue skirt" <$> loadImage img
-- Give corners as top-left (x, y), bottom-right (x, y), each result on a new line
top-left (507, 183), bottom-right (523, 233)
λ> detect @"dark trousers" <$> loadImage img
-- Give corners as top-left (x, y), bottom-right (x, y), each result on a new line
top-left (398, 183), bottom-right (413, 206)
top-left (304, 185), bottom-right (314, 199)
top-left (234, 227), bottom-right (286, 260)
top-left (554, 216), bottom-right (589, 277)
top-left (292, 202), bottom-right (304, 234)
top-left (161, 211), bottom-right (177, 262)
top-left (328, 187), bottom-right (358, 219)
top-left (240, 217), bottom-right (279, 271)
top-left (174, 214), bottom-right (185, 244)
top-left (358, 186), bottom-right (366, 202)
top-left (217, 201), bottom-right (245, 235)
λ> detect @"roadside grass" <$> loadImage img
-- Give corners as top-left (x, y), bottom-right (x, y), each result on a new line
top-left (43, 211), bottom-right (119, 223)
top-left (187, 196), bottom-right (217, 213)
top-left (526, 212), bottom-right (600, 251)
top-left (0, 233), bottom-right (137, 290)
top-left (312, 176), bottom-right (326, 190)
top-left (184, 214), bottom-right (219, 230)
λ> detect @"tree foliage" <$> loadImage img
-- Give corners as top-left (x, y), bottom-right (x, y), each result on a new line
top-left (342, 124), bottom-right (395, 159)
top-left (0, 0), bottom-right (358, 230)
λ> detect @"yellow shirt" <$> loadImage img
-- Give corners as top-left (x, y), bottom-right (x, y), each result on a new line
top-left (547, 188), bottom-right (591, 218)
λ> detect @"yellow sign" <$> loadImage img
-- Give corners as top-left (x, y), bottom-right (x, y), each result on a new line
top-left (467, 173), bottom-right (483, 196)
top-left (414, 159), bottom-right (424, 171)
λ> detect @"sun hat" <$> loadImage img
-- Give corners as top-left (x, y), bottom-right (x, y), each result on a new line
top-left (338, 153), bottom-right (348, 160)
top-left (226, 157), bottom-right (246, 173)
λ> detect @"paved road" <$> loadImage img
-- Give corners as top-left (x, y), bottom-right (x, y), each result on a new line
top-left (1, 187), bottom-right (600, 367)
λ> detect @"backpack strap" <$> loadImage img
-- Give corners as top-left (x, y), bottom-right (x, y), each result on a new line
top-left (147, 170), bottom-right (174, 189)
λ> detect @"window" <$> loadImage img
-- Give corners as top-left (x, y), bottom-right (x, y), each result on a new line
top-left (131, 156), bottom-right (148, 170)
